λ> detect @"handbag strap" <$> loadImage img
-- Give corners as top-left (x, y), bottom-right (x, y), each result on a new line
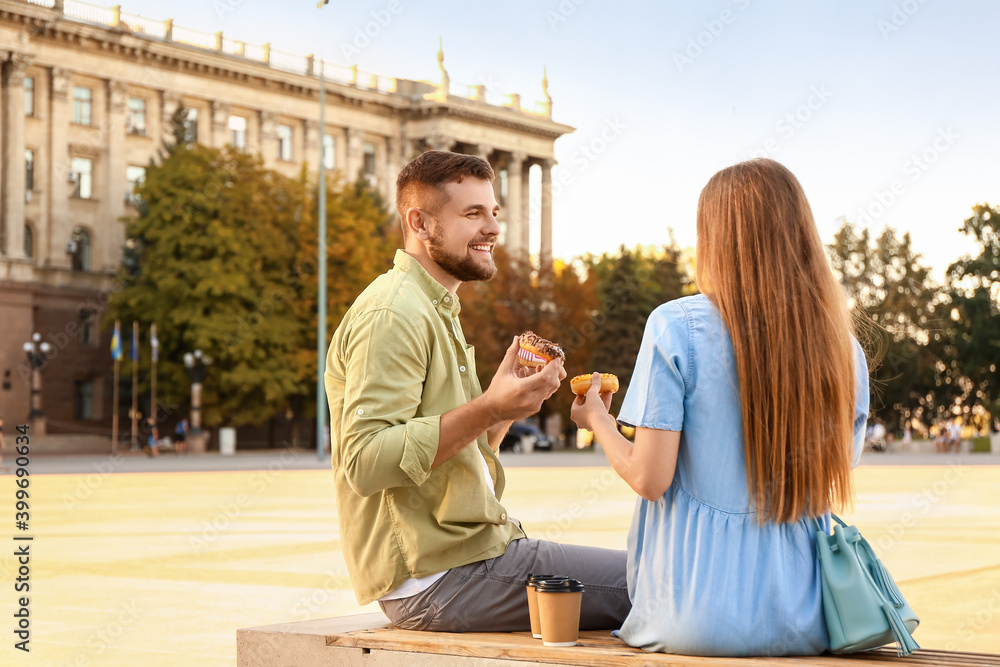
top-left (812, 513), bottom-right (848, 534)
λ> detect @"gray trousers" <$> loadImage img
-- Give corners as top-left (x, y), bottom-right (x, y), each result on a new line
top-left (378, 537), bottom-right (630, 633)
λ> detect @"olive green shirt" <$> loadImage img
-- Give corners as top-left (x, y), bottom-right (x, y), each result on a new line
top-left (326, 250), bottom-right (525, 605)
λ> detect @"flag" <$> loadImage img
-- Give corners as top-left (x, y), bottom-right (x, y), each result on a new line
top-left (131, 321), bottom-right (139, 362)
top-left (150, 323), bottom-right (159, 363)
top-left (111, 320), bottom-right (122, 361)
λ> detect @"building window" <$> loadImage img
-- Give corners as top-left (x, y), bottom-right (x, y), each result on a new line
top-left (81, 322), bottom-right (95, 346)
top-left (71, 157), bottom-right (93, 199)
top-left (79, 309), bottom-right (97, 347)
top-left (24, 76), bottom-right (34, 116)
top-left (125, 166), bottom-right (146, 206)
top-left (276, 124), bottom-right (292, 161)
top-left (73, 86), bottom-right (92, 125)
top-left (363, 142), bottom-right (377, 182)
top-left (323, 134), bottom-right (335, 170)
top-left (184, 108), bottom-right (198, 143)
top-left (127, 97), bottom-right (147, 135)
top-left (71, 228), bottom-right (90, 271)
top-left (229, 115), bottom-right (247, 149)
top-left (24, 224), bottom-right (33, 258)
top-left (25, 149), bottom-right (34, 191)
top-left (74, 379), bottom-right (94, 420)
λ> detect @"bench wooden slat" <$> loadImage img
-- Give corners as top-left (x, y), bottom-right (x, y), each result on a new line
top-left (238, 613), bottom-right (1000, 666)
top-left (317, 613), bottom-right (1000, 666)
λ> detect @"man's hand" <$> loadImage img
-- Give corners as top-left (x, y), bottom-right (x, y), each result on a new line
top-left (570, 372), bottom-right (614, 432)
top-left (483, 337), bottom-right (566, 421)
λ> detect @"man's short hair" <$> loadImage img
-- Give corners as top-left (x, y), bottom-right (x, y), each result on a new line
top-left (396, 150), bottom-right (495, 235)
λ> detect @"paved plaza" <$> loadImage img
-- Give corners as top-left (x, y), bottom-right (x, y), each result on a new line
top-left (0, 450), bottom-right (997, 665)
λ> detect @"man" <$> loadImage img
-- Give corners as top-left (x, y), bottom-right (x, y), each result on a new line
top-left (326, 151), bottom-right (629, 632)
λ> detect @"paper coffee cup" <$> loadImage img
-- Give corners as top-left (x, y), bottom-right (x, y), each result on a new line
top-left (526, 575), bottom-right (565, 639)
top-left (536, 578), bottom-right (584, 647)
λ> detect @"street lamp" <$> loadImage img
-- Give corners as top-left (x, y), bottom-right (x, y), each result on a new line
top-left (23, 332), bottom-right (53, 436)
top-left (183, 349), bottom-right (212, 454)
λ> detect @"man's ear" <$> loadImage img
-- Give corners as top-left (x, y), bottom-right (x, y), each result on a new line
top-left (405, 207), bottom-right (431, 240)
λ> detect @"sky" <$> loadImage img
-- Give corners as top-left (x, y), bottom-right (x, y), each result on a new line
top-left (113, 0), bottom-right (1000, 280)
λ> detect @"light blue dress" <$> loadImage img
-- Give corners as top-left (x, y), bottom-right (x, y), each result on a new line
top-left (616, 294), bottom-right (869, 657)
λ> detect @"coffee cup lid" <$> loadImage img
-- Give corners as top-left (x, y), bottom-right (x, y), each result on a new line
top-left (534, 578), bottom-right (584, 593)
top-left (527, 574), bottom-right (567, 586)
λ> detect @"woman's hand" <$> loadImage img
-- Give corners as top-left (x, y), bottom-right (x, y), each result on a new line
top-left (570, 372), bottom-right (615, 432)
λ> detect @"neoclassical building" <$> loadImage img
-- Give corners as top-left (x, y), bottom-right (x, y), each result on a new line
top-left (0, 0), bottom-right (572, 441)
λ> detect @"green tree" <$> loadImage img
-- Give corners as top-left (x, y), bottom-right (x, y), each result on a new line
top-left (589, 243), bottom-right (690, 415)
top-left (287, 172), bottom-right (399, 422)
top-left (826, 220), bottom-right (943, 429)
top-left (940, 203), bottom-right (1000, 423)
top-left (108, 144), bottom-right (302, 427)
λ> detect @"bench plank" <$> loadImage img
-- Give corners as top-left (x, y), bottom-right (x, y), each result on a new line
top-left (238, 613), bottom-right (1000, 666)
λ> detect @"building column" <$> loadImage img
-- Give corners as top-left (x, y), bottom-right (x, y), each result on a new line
top-left (48, 67), bottom-right (72, 268)
top-left (384, 136), bottom-right (401, 205)
top-left (475, 143), bottom-right (492, 169)
top-left (3, 52), bottom-right (32, 259)
top-left (259, 110), bottom-right (277, 163)
top-left (104, 80), bottom-right (127, 272)
top-left (540, 159), bottom-right (554, 275)
top-left (304, 119), bottom-right (320, 179)
top-left (520, 159), bottom-right (531, 258)
top-left (161, 91), bottom-right (181, 144)
top-left (211, 101), bottom-right (230, 148)
top-left (505, 151), bottom-right (526, 259)
top-left (345, 127), bottom-right (363, 182)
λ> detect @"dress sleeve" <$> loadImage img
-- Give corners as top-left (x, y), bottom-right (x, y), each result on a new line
top-left (851, 337), bottom-right (870, 468)
top-left (617, 300), bottom-right (689, 432)
top-left (336, 308), bottom-right (440, 497)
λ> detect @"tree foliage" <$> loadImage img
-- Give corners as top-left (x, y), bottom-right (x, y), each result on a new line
top-left (940, 203), bottom-right (1000, 422)
top-left (288, 173), bottom-right (399, 419)
top-left (588, 244), bottom-right (691, 414)
top-left (107, 147), bottom-right (396, 429)
top-left (826, 220), bottom-right (942, 429)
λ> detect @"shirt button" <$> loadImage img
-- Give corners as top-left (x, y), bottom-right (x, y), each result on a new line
top-left (459, 365), bottom-right (466, 372)
top-left (432, 299), bottom-right (438, 305)
top-left (356, 408), bottom-right (364, 416)
top-left (500, 512), bottom-right (507, 522)
top-left (444, 296), bottom-right (450, 302)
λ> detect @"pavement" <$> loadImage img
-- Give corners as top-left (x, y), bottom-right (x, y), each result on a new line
top-left (12, 447), bottom-right (1000, 475)
top-left (0, 448), bottom-right (997, 665)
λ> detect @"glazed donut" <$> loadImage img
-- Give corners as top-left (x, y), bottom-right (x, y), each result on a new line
top-left (570, 373), bottom-right (619, 396)
top-left (516, 331), bottom-right (565, 368)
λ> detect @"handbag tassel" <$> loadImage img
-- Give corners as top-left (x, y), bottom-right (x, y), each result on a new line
top-left (862, 541), bottom-right (906, 608)
top-left (883, 602), bottom-right (920, 657)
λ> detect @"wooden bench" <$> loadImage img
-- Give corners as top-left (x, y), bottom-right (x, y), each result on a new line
top-left (237, 613), bottom-right (999, 666)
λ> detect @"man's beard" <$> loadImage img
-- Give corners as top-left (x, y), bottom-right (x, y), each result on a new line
top-left (427, 226), bottom-right (497, 283)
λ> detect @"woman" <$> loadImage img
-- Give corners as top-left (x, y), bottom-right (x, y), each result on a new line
top-left (572, 159), bottom-right (869, 657)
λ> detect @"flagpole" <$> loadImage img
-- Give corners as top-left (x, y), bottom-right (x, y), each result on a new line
top-left (111, 319), bottom-right (121, 454)
top-left (131, 320), bottom-right (139, 451)
top-left (317, 0), bottom-right (329, 462)
top-left (150, 322), bottom-right (158, 434)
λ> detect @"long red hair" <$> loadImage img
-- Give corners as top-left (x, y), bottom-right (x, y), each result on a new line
top-left (697, 159), bottom-right (856, 523)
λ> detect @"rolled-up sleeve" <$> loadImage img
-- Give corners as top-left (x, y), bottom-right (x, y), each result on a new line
top-left (337, 307), bottom-right (439, 496)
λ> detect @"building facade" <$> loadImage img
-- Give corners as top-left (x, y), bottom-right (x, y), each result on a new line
top-left (0, 0), bottom-right (572, 442)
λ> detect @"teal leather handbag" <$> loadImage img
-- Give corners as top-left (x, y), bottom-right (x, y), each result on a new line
top-left (813, 515), bottom-right (920, 656)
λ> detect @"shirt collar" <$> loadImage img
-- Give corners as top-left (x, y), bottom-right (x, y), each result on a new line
top-left (393, 249), bottom-right (462, 317)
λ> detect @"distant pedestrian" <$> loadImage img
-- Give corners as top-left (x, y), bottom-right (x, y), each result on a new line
top-left (173, 419), bottom-right (188, 455)
top-left (902, 423), bottom-right (912, 452)
top-left (146, 420), bottom-right (160, 458)
top-left (948, 420), bottom-right (962, 453)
